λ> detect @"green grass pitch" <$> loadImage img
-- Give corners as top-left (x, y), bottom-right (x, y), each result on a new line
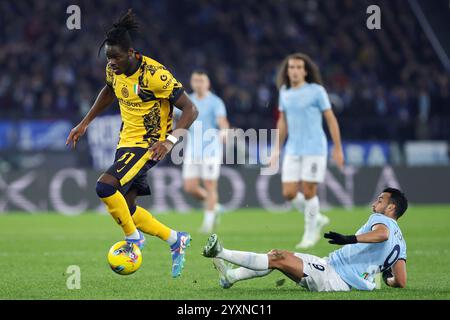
top-left (1, 206), bottom-right (449, 300)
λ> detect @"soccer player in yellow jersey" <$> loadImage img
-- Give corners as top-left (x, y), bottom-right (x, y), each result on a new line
top-left (66, 9), bottom-right (198, 278)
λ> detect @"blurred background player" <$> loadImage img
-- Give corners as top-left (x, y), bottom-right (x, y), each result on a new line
top-left (65, 10), bottom-right (198, 278)
top-left (203, 188), bottom-right (408, 292)
top-left (176, 71), bottom-right (230, 233)
top-left (271, 53), bottom-right (345, 249)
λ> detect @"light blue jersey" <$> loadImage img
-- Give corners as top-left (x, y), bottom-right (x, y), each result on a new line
top-left (328, 213), bottom-right (407, 291)
top-left (175, 91), bottom-right (226, 160)
top-left (278, 83), bottom-right (331, 156)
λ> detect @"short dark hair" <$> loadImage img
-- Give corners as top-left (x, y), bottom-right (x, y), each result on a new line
top-left (383, 187), bottom-right (408, 219)
top-left (98, 9), bottom-right (139, 56)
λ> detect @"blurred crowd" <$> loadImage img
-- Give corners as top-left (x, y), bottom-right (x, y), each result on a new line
top-left (1, 0), bottom-right (449, 141)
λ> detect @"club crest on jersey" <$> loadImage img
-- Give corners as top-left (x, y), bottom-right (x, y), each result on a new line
top-left (121, 86), bottom-right (129, 98)
top-left (134, 84), bottom-right (140, 95)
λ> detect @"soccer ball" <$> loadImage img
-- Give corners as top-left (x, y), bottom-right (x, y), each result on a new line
top-left (107, 241), bottom-right (142, 275)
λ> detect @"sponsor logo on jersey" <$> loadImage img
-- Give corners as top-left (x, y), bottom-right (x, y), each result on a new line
top-left (117, 98), bottom-right (142, 109)
top-left (162, 77), bottom-right (174, 89)
top-left (146, 64), bottom-right (167, 76)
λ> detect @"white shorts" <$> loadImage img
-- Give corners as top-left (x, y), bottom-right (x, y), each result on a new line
top-left (281, 155), bottom-right (327, 183)
top-left (294, 253), bottom-right (351, 292)
top-left (182, 158), bottom-right (221, 180)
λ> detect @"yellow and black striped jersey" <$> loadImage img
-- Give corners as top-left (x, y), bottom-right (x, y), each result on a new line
top-left (106, 53), bottom-right (184, 148)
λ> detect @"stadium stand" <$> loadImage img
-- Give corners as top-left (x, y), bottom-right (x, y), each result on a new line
top-left (0, 0), bottom-right (448, 141)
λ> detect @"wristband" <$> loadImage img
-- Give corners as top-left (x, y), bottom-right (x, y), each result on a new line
top-left (347, 235), bottom-right (358, 244)
top-left (382, 269), bottom-right (393, 285)
top-left (166, 134), bottom-right (178, 144)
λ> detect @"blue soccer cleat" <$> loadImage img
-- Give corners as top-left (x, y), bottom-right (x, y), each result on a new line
top-left (170, 232), bottom-right (191, 278)
top-left (126, 230), bottom-right (146, 250)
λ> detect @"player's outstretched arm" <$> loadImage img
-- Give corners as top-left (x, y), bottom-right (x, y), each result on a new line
top-left (355, 224), bottom-right (390, 243)
top-left (66, 85), bottom-right (116, 148)
top-left (324, 224), bottom-right (389, 245)
top-left (149, 92), bottom-right (198, 161)
top-left (383, 259), bottom-right (407, 288)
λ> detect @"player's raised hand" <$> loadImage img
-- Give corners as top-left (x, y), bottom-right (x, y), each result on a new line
top-left (66, 123), bottom-right (88, 149)
top-left (149, 140), bottom-right (174, 161)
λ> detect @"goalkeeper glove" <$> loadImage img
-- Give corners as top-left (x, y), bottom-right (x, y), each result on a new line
top-left (324, 231), bottom-right (357, 245)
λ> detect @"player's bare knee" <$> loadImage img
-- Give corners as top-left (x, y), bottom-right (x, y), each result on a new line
top-left (183, 183), bottom-right (196, 194)
top-left (304, 192), bottom-right (315, 200)
top-left (302, 184), bottom-right (317, 199)
top-left (268, 249), bottom-right (288, 269)
top-left (98, 173), bottom-right (120, 188)
top-left (282, 189), bottom-right (297, 201)
top-left (96, 174), bottom-right (120, 198)
top-left (95, 181), bottom-right (116, 198)
top-left (184, 178), bottom-right (200, 192)
top-left (302, 188), bottom-right (313, 199)
top-left (267, 249), bottom-right (278, 256)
